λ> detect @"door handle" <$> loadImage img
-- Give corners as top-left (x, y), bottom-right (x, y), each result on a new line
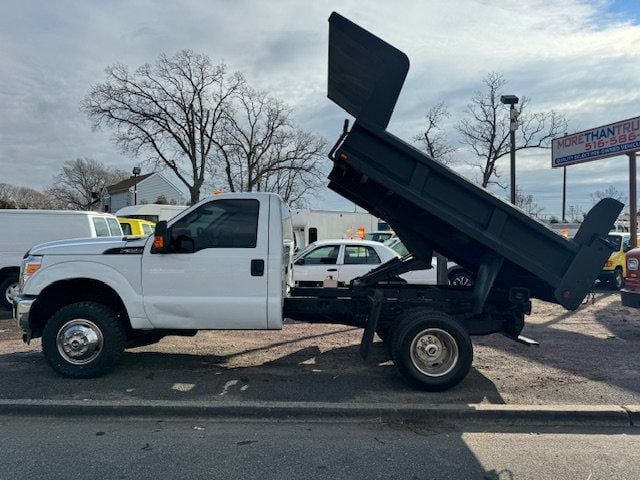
top-left (251, 259), bottom-right (265, 276)
top-left (326, 268), bottom-right (338, 272)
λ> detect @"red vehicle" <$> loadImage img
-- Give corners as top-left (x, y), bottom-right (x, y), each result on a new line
top-left (621, 248), bottom-right (640, 307)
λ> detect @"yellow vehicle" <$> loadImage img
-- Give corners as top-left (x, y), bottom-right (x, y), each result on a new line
top-left (118, 217), bottom-right (156, 237)
top-left (599, 232), bottom-right (640, 290)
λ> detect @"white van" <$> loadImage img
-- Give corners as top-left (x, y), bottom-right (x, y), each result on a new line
top-left (0, 210), bottom-right (123, 309)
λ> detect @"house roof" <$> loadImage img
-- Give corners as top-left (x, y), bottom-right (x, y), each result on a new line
top-left (106, 173), bottom-right (154, 194)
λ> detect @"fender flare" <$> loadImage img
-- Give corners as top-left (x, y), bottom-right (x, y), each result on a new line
top-left (23, 260), bottom-right (152, 329)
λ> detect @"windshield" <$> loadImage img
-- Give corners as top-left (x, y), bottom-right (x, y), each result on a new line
top-left (294, 242), bottom-right (316, 261)
top-left (389, 239), bottom-right (409, 257)
top-left (607, 234), bottom-right (623, 251)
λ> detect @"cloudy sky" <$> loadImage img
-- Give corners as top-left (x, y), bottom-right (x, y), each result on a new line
top-left (1, 0), bottom-right (639, 217)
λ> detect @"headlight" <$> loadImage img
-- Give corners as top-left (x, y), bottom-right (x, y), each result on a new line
top-left (628, 258), bottom-right (639, 271)
top-left (21, 255), bottom-right (42, 287)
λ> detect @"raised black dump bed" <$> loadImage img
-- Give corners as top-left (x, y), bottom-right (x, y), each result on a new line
top-left (285, 13), bottom-right (623, 392)
top-left (325, 12), bottom-right (622, 311)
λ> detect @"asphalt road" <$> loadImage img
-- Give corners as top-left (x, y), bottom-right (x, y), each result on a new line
top-left (1, 290), bottom-right (639, 405)
top-left (0, 415), bottom-right (638, 480)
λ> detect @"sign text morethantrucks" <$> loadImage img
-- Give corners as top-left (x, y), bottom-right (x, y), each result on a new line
top-left (552, 116), bottom-right (640, 167)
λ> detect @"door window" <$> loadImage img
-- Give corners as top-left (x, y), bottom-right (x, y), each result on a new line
top-left (92, 217), bottom-right (111, 237)
top-left (106, 217), bottom-right (123, 236)
top-left (170, 199), bottom-right (259, 252)
top-left (302, 245), bottom-right (340, 265)
top-left (344, 245), bottom-right (381, 265)
top-left (308, 227), bottom-right (318, 244)
top-left (120, 222), bottom-right (132, 235)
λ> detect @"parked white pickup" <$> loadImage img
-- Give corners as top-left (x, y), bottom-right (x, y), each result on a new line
top-left (14, 193), bottom-right (294, 378)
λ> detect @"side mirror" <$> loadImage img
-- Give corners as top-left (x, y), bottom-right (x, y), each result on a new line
top-left (151, 220), bottom-right (170, 254)
top-left (294, 258), bottom-right (305, 266)
top-left (176, 235), bottom-right (195, 253)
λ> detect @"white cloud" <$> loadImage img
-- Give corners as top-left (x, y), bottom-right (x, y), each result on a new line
top-left (0, 0), bottom-right (638, 215)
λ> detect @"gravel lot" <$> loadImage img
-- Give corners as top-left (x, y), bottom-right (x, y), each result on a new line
top-left (1, 289), bottom-right (638, 405)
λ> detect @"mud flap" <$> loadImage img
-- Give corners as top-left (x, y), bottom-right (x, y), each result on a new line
top-left (359, 289), bottom-right (384, 360)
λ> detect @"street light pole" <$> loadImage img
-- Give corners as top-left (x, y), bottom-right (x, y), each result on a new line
top-left (500, 95), bottom-right (519, 205)
top-left (132, 166), bottom-right (141, 205)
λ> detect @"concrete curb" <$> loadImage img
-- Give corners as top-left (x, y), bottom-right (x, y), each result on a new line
top-left (0, 399), bottom-right (635, 426)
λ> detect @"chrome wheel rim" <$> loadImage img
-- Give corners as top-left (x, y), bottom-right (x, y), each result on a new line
top-left (56, 319), bottom-right (104, 365)
top-left (4, 282), bottom-right (19, 305)
top-left (451, 274), bottom-right (472, 287)
top-left (410, 328), bottom-right (459, 377)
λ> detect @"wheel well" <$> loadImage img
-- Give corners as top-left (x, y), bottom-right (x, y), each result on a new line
top-left (29, 279), bottom-right (131, 339)
top-left (0, 267), bottom-right (19, 283)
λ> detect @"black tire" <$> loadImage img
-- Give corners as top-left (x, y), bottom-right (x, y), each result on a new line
top-left (42, 302), bottom-right (126, 378)
top-left (0, 274), bottom-right (19, 310)
top-left (610, 268), bottom-right (624, 290)
top-left (448, 269), bottom-right (474, 287)
top-left (390, 309), bottom-right (473, 391)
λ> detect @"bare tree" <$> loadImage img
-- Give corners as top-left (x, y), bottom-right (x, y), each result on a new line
top-left (458, 72), bottom-right (567, 188)
top-left (567, 205), bottom-right (585, 223)
top-left (47, 158), bottom-right (128, 210)
top-left (210, 86), bottom-right (326, 204)
top-left (414, 101), bottom-right (456, 165)
top-left (513, 187), bottom-right (545, 218)
top-left (590, 184), bottom-right (626, 206)
top-left (0, 183), bottom-right (57, 209)
top-left (82, 50), bottom-right (244, 204)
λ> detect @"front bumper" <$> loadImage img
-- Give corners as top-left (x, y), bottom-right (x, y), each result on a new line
top-left (13, 296), bottom-right (36, 341)
top-left (597, 270), bottom-right (617, 282)
top-left (621, 289), bottom-right (640, 308)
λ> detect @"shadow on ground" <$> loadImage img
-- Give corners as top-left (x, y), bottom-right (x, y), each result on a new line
top-left (0, 339), bottom-right (504, 405)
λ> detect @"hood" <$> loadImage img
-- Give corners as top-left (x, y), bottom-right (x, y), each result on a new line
top-left (29, 236), bottom-right (148, 256)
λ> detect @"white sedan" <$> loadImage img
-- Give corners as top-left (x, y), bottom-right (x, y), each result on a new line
top-left (293, 239), bottom-right (439, 287)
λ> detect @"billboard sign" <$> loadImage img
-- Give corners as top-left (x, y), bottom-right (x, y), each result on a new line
top-left (552, 116), bottom-right (640, 168)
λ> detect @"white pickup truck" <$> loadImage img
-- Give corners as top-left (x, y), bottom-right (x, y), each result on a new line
top-left (15, 193), bottom-right (295, 378)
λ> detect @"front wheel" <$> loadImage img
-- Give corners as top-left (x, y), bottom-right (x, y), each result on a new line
top-left (390, 309), bottom-right (473, 391)
top-left (610, 268), bottom-right (624, 290)
top-left (448, 269), bottom-right (474, 287)
top-left (42, 302), bottom-right (126, 378)
top-left (0, 274), bottom-right (19, 310)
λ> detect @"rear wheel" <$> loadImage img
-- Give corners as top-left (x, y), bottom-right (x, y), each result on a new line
top-left (0, 274), bottom-right (19, 310)
top-left (390, 309), bottom-right (473, 391)
top-left (42, 302), bottom-right (126, 378)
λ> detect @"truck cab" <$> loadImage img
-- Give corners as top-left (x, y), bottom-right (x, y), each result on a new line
top-left (14, 193), bottom-right (294, 377)
top-left (599, 232), bottom-right (639, 289)
top-left (621, 247), bottom-right (640, 308)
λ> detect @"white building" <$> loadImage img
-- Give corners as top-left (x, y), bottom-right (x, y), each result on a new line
top-left (101, 172), bottom-right (185, 213)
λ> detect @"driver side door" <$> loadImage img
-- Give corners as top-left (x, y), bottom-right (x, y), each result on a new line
top-left (141, 197), bottom-right (269, 329)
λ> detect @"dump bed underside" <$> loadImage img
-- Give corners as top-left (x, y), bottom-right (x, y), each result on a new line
top-left (326, 12), bottom-right (622, 309)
